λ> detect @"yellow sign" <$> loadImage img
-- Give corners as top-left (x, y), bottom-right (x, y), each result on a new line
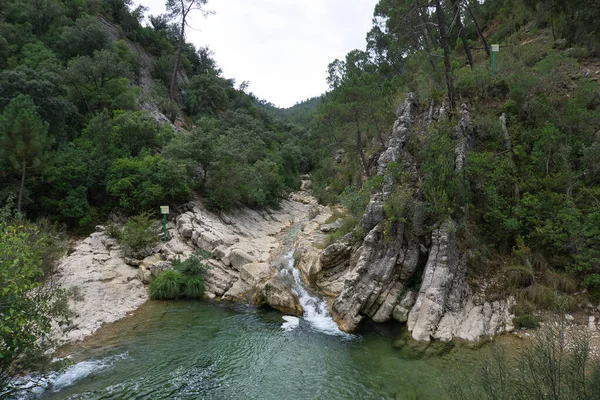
top-left (491, 44), bottom-right (500, 52)
top-left (160, 206), bottom-right (169, 214)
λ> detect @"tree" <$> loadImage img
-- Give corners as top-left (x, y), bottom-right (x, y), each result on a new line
top-left (0, 222), bottom-right (71, 392)
top-left (166, 0), bottom-right (212, 100)
top-left (451, 0), bottom-right (474, 69)
top-left (0, 95), bottom-right (50, 214)
top-left (435, 0), bottom-right (456, 111)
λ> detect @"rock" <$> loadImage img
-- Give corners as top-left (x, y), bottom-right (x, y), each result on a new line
top-left (589, 316), bottom-right (596, 331)
top-left (240, 262), bottom-right (271, 286)
top-left (228, 249), bottom-right (257, 271)
top-left (320, 241), bottom-right (352, 270)
top-left (320, 218), bottom-right (343, 233)
top-left (95, 225), bottom-right (106, 232)
top-left (212, 245), bottom-right (228, 260)
top-left (300, 180), bottom-right (312, 191)
top-left (223, 279), bottom-right (250, 302)
top-left (137, 264), bottom-right (152, 284)
top-left (361, 198), bottom-right (384, 231)
top-left (253, 279), bottom-right (303, 316)
top-left (52, 231), bottom-right (148, 345)
top-left (124, 257), bottom-right (141, 267)
top-left (408, 219), bottom-right (464, 342)
top-left (565, 313), bottom-right (575, 321)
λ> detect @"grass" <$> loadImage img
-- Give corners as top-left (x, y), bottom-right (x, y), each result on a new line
top-left (149, 270), bottom-right (182, 300)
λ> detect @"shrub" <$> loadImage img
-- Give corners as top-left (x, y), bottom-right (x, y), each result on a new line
top-left (149, 270), bottom-right (182, 300)
top-left (172, 250), bottom-right (210, 278)
top-left (119, 212), bottom-right (158, 258)
top-left (513, 314), bottom-right (540, 329)
top-left (182, 276), bottom-right (205, 299)
top-left (448, 320), bottom-right (600, 400)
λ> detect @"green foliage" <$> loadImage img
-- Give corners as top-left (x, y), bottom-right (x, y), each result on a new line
top-left (67, 49), bottom-right (137, 112)
top-left (172, 249), bottom-right (210, 277)
top-left (339, 187), bottom-right (370, 221)
top-left (149, 270), bottom-right (182, 300)
top-left (151, 250), bottom-right (211, 300)
top-left (107, 155), bottom-right (190, 214)
top-left (119, 212), bottom-right (158, 257)
top-left (512, 314), bottom-right (540, 329)
top-left (57, 15), bottom-right (109, 59)
top-left (0, 222), bottom-right (71, 388)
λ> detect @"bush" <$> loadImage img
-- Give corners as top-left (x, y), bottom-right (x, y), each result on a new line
top-left (513, 314), bottom-right (540, 329)
top-left (119, 212), bottom-right (158, 258)
top-left (150, 250), bottom-right (211, 300)
top-left (448, 320), bottom-right (600, 400)
top-left (149, 270), bottom-right (182, 300)
top-left (182, 276), bottom-right (205, 299)
top-left (172, 250), bottom-right (210, 278)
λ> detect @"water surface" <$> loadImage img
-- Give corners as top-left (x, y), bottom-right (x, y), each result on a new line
top-left (24, 299), bottom-right (490, 400)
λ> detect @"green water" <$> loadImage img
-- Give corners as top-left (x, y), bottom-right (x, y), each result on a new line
top-left (29, 300), bottom-right (491, 400)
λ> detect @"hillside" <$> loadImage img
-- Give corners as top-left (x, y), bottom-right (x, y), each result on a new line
top-left (0, 0), bottom-right (314, 228)
top-left (308, 0), bottom-right (600, 330)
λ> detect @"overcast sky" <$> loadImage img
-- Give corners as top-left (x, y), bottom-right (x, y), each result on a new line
top-left (136, 0), bottom-right (378, 108)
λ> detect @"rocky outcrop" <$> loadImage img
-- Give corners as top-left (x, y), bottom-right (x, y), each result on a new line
top-left (172, 198), bottom-right (309, 299)
top-left (53, 193), bottom-right (324, 345)
top-left (53, 230), bottom-right (147, 345)
top-left (407, 219), bottom-right (465, 341)
top-left (322, 94), bottom-right (514, 342)
top-left (331, 94), bottom-right (423, 332)
top-left (253, 278), bottom-right (303, 316)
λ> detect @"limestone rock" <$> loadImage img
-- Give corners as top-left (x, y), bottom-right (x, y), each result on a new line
top-left (52, 231), bottom-right (147, 345)
top-left (320, 240), bottom-right (352, 270)
top-left (253, 279), bottom-right (303, 316)
top-left (407, 220), bottom-right (463, 342)
top-left (320, 218), bottom-right (343, 233)
top-left (228, 249), bottom-right (258, 271)
top-left (240, 262), bottom-right (272, 286)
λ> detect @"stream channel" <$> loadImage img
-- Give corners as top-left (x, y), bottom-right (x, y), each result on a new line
top-left (20, 225), bottom-right (494, 399)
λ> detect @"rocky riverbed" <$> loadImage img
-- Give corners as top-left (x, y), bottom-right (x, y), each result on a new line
top-left (51, 189), bottom-right (335, 345)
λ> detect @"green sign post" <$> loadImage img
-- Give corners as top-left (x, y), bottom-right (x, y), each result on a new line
top-left (491, 44), bottom-right (500, 77)
top-left (160, 205), bottom-right (169, 242)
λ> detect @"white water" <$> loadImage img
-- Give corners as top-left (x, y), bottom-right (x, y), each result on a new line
top-left (279, 251), bottom-right (351, 337)
top-left (8, 353), bottom-right (128, 398)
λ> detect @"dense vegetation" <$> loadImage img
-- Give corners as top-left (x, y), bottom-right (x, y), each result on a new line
top-left (0, 220), bottom-right (72, 392)
top-left (0, 0), bottom-right (313, 229)
top-left (310, 0), bottom-right (600, 321)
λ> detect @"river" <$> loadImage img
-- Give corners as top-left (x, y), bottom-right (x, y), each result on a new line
top-left (20, 294), bottom-right (489, 399)
top-left (14, 222), bottom-right (496, 399)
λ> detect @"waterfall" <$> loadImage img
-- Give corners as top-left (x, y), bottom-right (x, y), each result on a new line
top-left (278, 250), bottom-right (350, 337)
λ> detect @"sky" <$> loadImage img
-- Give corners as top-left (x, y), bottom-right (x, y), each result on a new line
top-left (136, 0), bottom-right (379, 108)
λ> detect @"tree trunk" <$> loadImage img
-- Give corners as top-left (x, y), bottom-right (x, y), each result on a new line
top-left (452, 0), bottom-right (474, 69)
top-left (466, 2), bottom-right (490, 57)
top-left (355, 118), bottom-right (370, 178)
top-left (373, 116), bottom-right (386, 148)
top-left (18, 159), bottom-right (26, 214)
top-left (169, 16), bottom-right (186, 100)
top-left (436, 0), bottom-right (456, 112)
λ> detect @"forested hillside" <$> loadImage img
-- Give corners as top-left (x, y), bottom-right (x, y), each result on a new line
top-left (0, 0), bottom-right (314, 228)
top-left (310, 0), bottom-right (600, 322)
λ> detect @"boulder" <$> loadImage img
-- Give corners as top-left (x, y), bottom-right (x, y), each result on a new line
top-left (253, 279), bottom-right (303, 316)
top-left (240, 262), bottom-right (271, 286)
top-left (228, 249), bottom-right (257, 271)
top-left (320, 218), bottom-right (343, 233)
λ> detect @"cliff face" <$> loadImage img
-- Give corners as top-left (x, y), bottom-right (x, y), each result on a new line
top-left (323, 94), bottom-right (514, 342)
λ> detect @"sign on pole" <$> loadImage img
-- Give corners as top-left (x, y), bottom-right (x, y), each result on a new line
top-left (160, 206), bottom-right (169, 242)
top-left (491, 44), bottom-right (500, 77)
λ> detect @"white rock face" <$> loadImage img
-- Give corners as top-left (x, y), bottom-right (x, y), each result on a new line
top-left (52, 231), bottom-right (148, 345)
